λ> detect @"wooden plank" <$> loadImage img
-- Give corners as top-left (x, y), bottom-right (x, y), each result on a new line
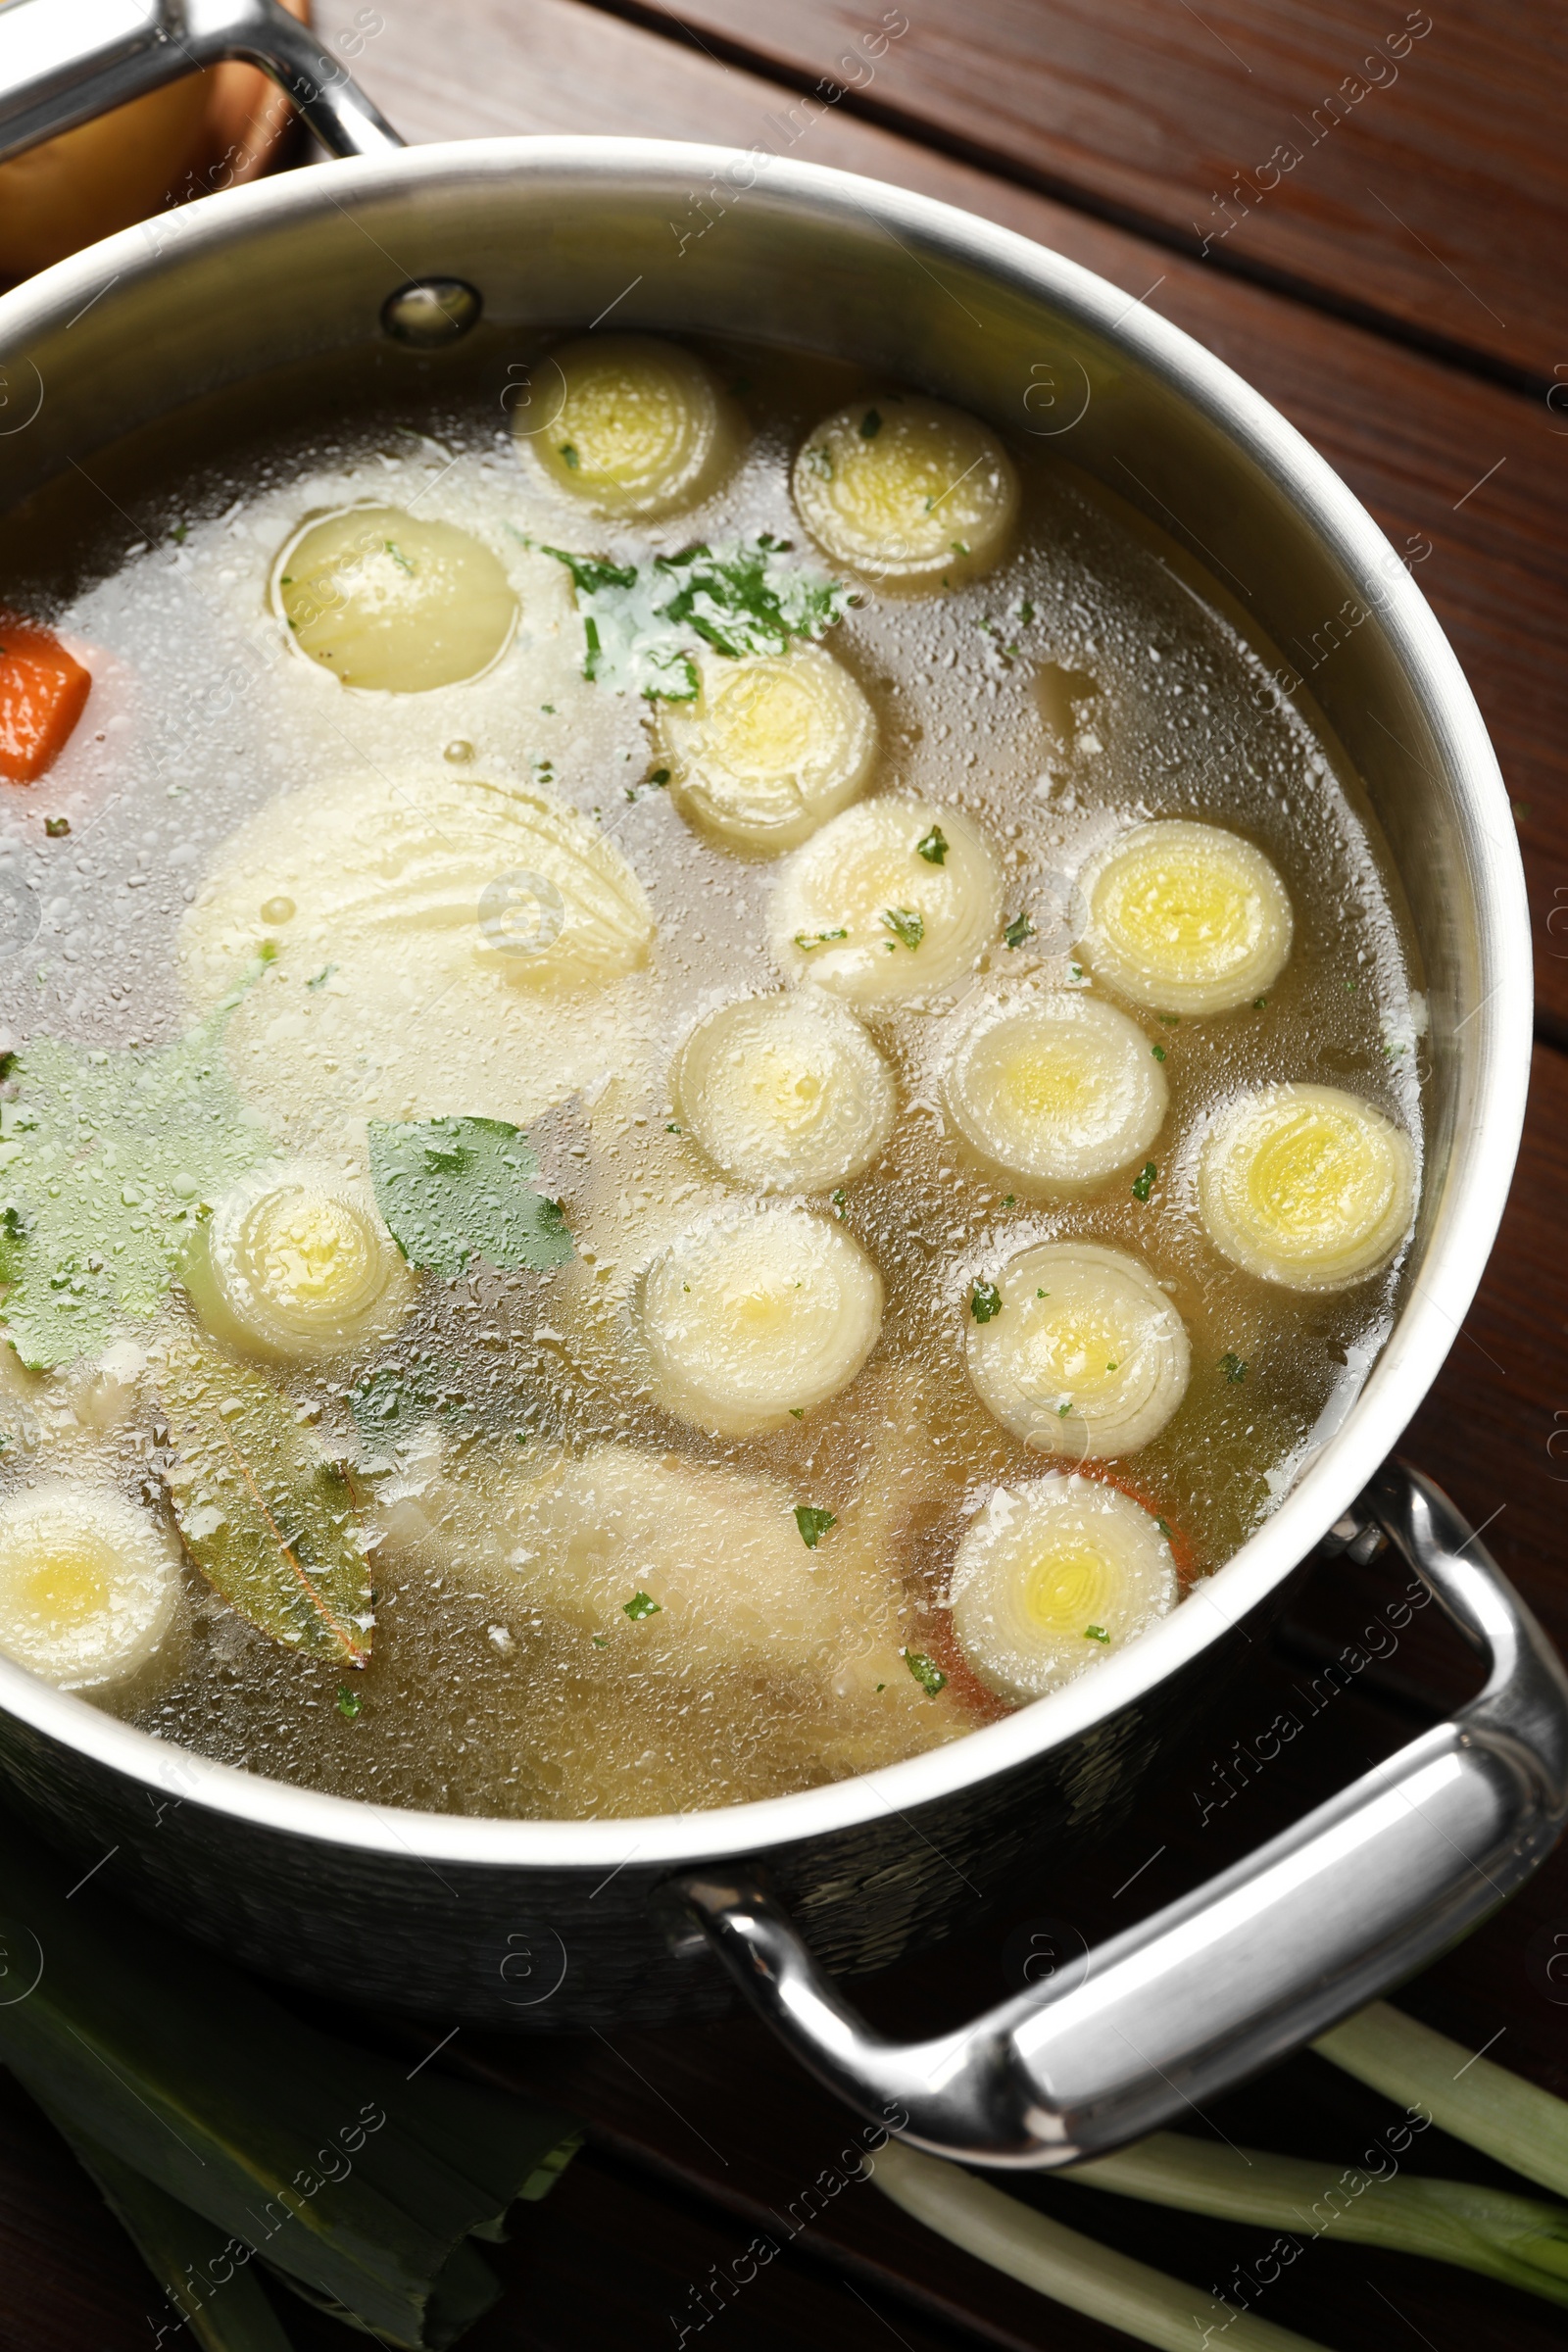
top-left (577, 0), bottom-right (1567, 385)
top-left (318, 0), bottom-right (1568, 1038)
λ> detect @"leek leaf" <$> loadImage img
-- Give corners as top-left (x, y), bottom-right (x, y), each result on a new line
top-left (368, 1115), bottom-right (572, 1281)
top-left (1068, 2129), bottom-right (1568, 2307)
top-left (0, 1009), bottom-right (272, 1370)
top-left (0, 1810), bottom-right (579, 2350)
top-left (1315, 1999), bottom-right (1568, 2204)
top-left (42, 2110), bottom-right (297, 2351)
top-left (158, 1331), bottom-right (373, 1663)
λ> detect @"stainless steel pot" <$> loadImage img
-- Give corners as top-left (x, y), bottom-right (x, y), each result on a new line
top-left (0, 0), bottom-right (1562, 2169)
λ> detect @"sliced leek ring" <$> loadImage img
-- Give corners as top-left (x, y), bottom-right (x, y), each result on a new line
top-left (657, 646), bottom-right (877, 855)
top-left (184, 1159), bottom-right (415, 1363)
top-left (0, 1482), bottom-right (180, 1689)
top-left (272, 505), bottom-right (517, 692)
top-left (966, 1240), bottom-right (1190, 1457)
top-left (793, 394), bottom-right (1018, 587)
top-left (772, 797), bottom-right (1004, 1006)
top-left (527, 335), bottom-right (738, 517)
top-left (943, 991), bottom-right (1167, 1186)
top-left (1072, 819), bottom-right (1293, 1014)
top-left (1199, 1081), bottom-right (1416, 1291)
top-left (950, 1473), bottom-right (1176, 1702)
top-left (672, 991), bottom-right (897, 1193)
top-left (495, 1444), bottom-right (857, 1672)
top-left (640, 1204), bottom-right (883, 1436)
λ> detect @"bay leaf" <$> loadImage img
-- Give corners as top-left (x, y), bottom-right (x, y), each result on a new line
top-left (368, 1115), bottom-right (572, 1282)
top-left (158, 1332), bottom-right (372, 1664)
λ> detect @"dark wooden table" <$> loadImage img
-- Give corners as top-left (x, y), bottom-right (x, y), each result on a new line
top-left (5, 5), bottom-right (1568, 2346)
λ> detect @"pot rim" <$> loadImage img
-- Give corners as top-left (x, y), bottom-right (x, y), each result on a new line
top-left (0, 136), bottom-right (1533, 1871)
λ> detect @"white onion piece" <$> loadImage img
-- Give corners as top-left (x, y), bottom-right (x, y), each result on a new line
top-left (658, 646), bottom-right (877, 855)
top-left (793, 394), bottom-right (1018, 588)
top-left (1199, 1081), bottom-right (1416, 1291)
top-left (950, 1473), bottom-right (1176, 1702)
top-left (641, 1204), bottom-right (883, 1435)
top-left (771, 797), bottom-right (1004, 1006)
top-left (966, 1241), bottom-right (1190, 1457)
top-left (184, 1159), bottom-right (414, 1364)
top-left (524, 335), bottom-right (738, 517)
top-left (271, 505), bottom-right (517, 692)
top-left (673, 991), bottom-right (896, 1193)
top-left (1072, 819), bottom-right (1294, 1014)
top-left (0, 1482), bottom-right (179, 1689)
top-left (943, 991), bottom-right (1166, 1186)
top-left (496, 1445), bottom-right (856, 1672)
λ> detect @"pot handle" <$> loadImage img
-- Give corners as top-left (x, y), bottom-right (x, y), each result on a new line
top-left (671, 1463), bottom-right (1568, 2167)
top-left (0, 0), bottom-right (404, 169)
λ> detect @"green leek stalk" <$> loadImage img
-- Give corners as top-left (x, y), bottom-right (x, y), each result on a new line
top-left (1065, 2130), bottom-right (1568, 2306)
top-left (870, 2139), bottom-right (1333, 2352)
top-left (1314, 2002), bottom-right (1568, 2204)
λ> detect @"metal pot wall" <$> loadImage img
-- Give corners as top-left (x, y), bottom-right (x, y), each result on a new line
top-left (0, 0), bottom-right (1561, 2168)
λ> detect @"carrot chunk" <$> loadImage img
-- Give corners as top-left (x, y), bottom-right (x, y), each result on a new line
top-left (0, 617), bottom-right (91, 783)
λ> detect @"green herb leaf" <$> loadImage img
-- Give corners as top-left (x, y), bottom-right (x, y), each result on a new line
top-left (543, 536), bottom-right (852, 701)
top-left (970, 1280), bottom-right (1003, 1323)
top-left (559, 443), bottom-right (580, 469)
top-left (794, 926), bottom-right (848, 951)
top-left (161, 1333), bottom-right (373, 1664)
top-left (1155, 1517), bottom-right (1173, 1541)
top-left (1004, 914), bottom-right (1034, 951)
top-left (881, 906), bottom-right (924, 951)
top-left (1131, 1160), bottom-right (1157, 1202)
top-left (904, 1648), bottom-right (948, 1696)
top-left (1085, 1624), bottom-right (1110, 1644)
top-left (539, 545), bottom-right (637, 596)
top-left (788, 1407), bottom-right (805, 1419)
top-left (1221, 1350), bottom-right (1248, 1384)
top-left (1151, 1043), bottom-right (1167, 1060)
top-left (368, 1115), bottom-right (572, 1282)
top-left (43, 815), bottom-right (70, 839)
top-left (795, 1504), bottom-right (836, 1548)
top-left (858, 408), bottom-right (883, 438)
top-left (0, 1012), bottom-right (273, 1369)
top-left (915, 824), bottom-right (949, 865)
top-left (623, 1590), bottom-right (662, 1619)
top-left (336, 1684), bottom-right (363, 1720)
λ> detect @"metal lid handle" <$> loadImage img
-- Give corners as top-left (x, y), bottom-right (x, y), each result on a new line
top-left (0, 0), bottom-right (404, 169)
top-left (672, 1463), bottom-right (1568, 2167)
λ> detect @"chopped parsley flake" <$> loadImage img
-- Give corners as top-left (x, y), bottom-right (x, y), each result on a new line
top-left (1159, 1013), bottom-right (1180, 1025)
top-left (1252, 997), bottom-right (1268, 1011)
top-left (43, 817), bottom-right (70, 839)
top-left (648, 766), bottom-right (670, 786)
top-left (806, 445), bottom-right (834, 478)
top-left (795, 1504), bottom-right (836, 1548)
top-left (970, 1280), bottom-right (1003, 1323)
top-left (915, 824), bottom-right (949, 865)
top-left (306, 964), bottom-right (336, 991)
top-left (1131, 1160), bottom-right (1157, 1202)
top-left (335, 1686), bottom-right (363, 1721)
top-left (1004, 914), bottom-right (1034, 951)
top-left (623, 1591), bottom-right (662, 1619)
top-left (1221, 1351), bottom-right (1248, 1384)
top-left (383, 540), bottom-right (415, 573)
top-left (592, 1635), bottom-right (610, 1647)
top-left (795, 926), bottom-right (848, 951)
top-left (788, 1407), bottom-right (804, 1419)
top-left (904, 1649), bottom-right (948, 1697)
top-left (1156, 1517), bottom-right (1173, 1541)
top-left (859, 408), bottom-right (883, 438)
top-left (1017, 600), bottom-right (1034, 624)
top-left (1151, 1043), bottom-right (1166, 1060)
top-left (881, 906), bottom-right (924, 951)
top-left (1085, 1625), bottom-right (1110, 1644)
top-left (1057, 1399), bottom-right (1071, 1417)
top-left (559, 443), bottom-right (580, 468)
top-left (831, 1187), bottom-right (848, 1218)
top-left (665, 1122), bottom-right (682, 1134)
